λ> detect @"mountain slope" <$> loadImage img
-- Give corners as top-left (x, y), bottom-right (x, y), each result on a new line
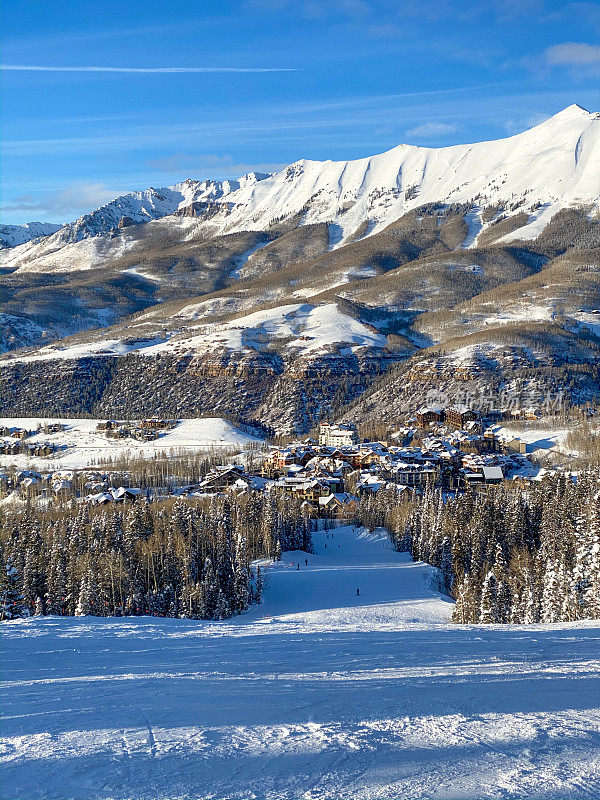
top-left (1, 174), bottom-right (270, 272)
top-left (0, 222), bottom-right (63, 250)
top-left (2, 106), bottom-right (600, 431)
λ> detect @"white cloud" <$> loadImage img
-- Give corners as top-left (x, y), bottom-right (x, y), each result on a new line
top-left (1, 64), bottom-right (297, 74)
top-left (1, 182), bottom-right (117, 222)
top-left (246, 0), bottom-right (371, 18)
top-left (522, 41), bottom-right (600, 77)
top-left (503, 113), bottom-right (550, 134)
top-left (544, 42), bottom-right (600, 66)
top-left (405, 122), bottom-right (459, 138)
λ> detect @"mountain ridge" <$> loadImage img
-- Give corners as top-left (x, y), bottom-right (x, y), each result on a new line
top-left (3, 105), bottom-right (599, 274)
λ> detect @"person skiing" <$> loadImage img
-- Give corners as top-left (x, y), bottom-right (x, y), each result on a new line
top-left (356, 588), bottom-right (360, 596)
top-left (297, 563), bottom-right (300, 570)
top-left (305, 559), bottom-right (308, 566)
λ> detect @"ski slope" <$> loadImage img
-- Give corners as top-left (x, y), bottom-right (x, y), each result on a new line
top-left (2, 526), bottom-right (600, 800)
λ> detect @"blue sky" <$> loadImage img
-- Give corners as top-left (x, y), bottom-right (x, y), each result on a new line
top-left (2, 0), bottom-right (600, 224)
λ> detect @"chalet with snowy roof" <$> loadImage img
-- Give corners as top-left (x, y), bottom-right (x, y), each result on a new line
top-left (482, 466), bottom-right (504, 484)
top-left (140, 418), bottom-right (173, 429)
top-left (271, 476), bottom-right (333, 503)
top-left (461, 470), bottom-right (485, 487)
top-left (317, 492), bottom-right (359, 518)
top-left (96, 420), bottom-right (121, 431)
top-left (105, 425), bottom-right (131, 439)
top-left (198, 465), bottom-right (247, 492)
top-left (502, 436), bottom-right (528, 455)
top-left (416, 406), bottom-right (444, 428)
top-left (15, 470), bottom-right (43, 485)
top-left (19, 476), bottom-right (40, 492)
top-left (87, 492), bottom-right (114, 505)
top-left (112, 487), bottom-right (142, 502)
top-left (356, 447), bottom-right (384, 467)
top-left (84, 487), bottom-right (141, 504)
top-left (386, 462), bottom-right (438, 487)
top-left (305, 455), bottom-right (353, 477)
top-left (10, 428), bottom-right (30, 440)
top-left (356, 474), bottom-right (386, 495)
top-left (42, 422), bottom-right (66, 434)
top-left (52, 477), bottom-right (73, 495)
top-left (261, 446), bottom-right (315, 477)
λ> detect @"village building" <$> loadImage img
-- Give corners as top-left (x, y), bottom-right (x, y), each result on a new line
top-left (318, 423), bottom-right (358, 448)
top-left (96, 420), bottom-right (121, 431)
top-left (317, 492), bottom-right (359, 518)
top-left (444, 405), bottom-right (478, 429)
top-left (416, 406), bottom-right (444, 428)
top-left (198, 465), bottom-right (247, 492)
top-left (140, 418), bottom-right (174, 429)
top-left (42, 423), bottom-right (66, 435)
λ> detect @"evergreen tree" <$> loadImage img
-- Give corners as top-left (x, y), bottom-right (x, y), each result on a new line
top-left (479, 571), bottom-right (498, 624)
top-left (0, 557), bottom-right (24, 620)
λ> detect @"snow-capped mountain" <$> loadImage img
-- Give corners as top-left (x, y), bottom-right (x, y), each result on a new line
top-left (2, 105), bottom-right (600, 433)
top-left (1, 173), bottom-right (271, 270)
top-left (3, 105), bottom-right (599, 274)
top-left (53, 175), bottom-right (272, 244)
top-left (0, 221), bottom-right (64, 249)
top-left (203, 103), bottom-right (600, 243)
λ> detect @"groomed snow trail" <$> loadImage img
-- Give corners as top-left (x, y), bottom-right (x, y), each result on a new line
top-left (2, 526), bottom-right (600, 800)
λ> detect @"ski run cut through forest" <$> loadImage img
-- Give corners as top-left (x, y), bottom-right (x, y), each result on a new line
top-left (2, 525), bottom-right (600, 800)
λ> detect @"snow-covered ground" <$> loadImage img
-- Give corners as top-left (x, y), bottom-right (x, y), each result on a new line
top-left (3, 302), bottom-right (388, 364)
top-left (144, 303), bottom-right (387, 358)
top-left (495, 425), bottom-right (573, 454)
top-left (2, 525), bottom-right (599, 800)
top-left (572, 311), bottom-right (600, 338)
top-left (460, 207), bottom-right (484, 248)
top-left (0, 417), bottom-right (263, 469)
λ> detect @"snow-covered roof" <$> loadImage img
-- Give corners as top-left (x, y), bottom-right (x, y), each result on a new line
top-left (482, 466), bottom-right (504, 481)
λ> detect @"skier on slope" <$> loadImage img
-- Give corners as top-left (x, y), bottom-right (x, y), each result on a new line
top-left (356, 588), bottom-right (360, 596)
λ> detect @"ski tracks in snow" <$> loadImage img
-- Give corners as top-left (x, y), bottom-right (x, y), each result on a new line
top-left (2, 525), bottom-right (600, 799)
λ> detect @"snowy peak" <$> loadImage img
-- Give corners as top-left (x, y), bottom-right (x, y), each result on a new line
top-left (18, 173), bottom-right (271, 252)
top-left (0, 221), bottom-right (64, 249)
top-left (199, 103), bottom-right (599, 244)
top-left (543, 103), bottom-right (593, 121)
top-left (58, 182), bottom-right (206, 244)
